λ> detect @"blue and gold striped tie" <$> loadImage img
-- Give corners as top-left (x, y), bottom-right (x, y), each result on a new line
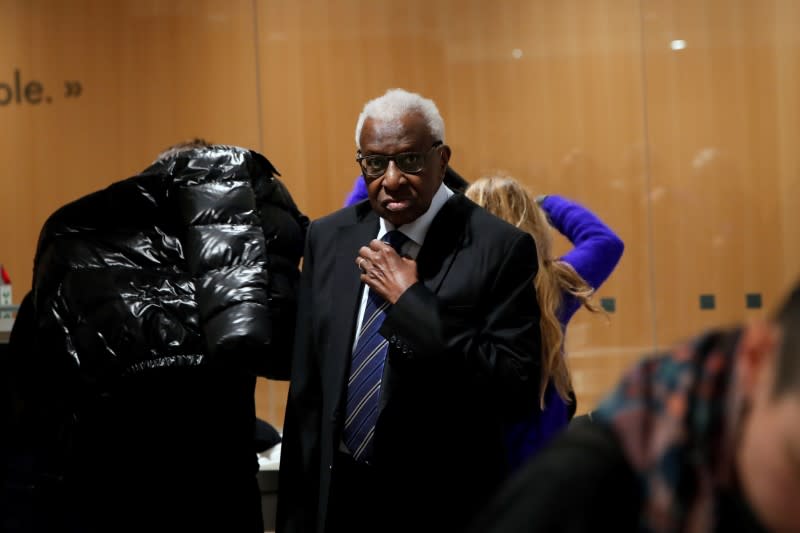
top-left (343, 230), bottom-right (409, 463)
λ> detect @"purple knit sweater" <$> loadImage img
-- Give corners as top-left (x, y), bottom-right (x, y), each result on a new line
top-left (505, 194), bottom-right (624, 471)
top-left (344, 176), bottom-right (368, 207)
top-left (542, 195), bottom-right (625, 326)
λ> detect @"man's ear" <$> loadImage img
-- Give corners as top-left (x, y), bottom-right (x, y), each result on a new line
top-left (737, 320), bottom-right (781, 397)
top-left (438, 145), bottom-right (452, 177)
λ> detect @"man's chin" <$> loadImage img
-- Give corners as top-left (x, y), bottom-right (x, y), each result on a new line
top-left (379, 208), bottom-right (418, 227)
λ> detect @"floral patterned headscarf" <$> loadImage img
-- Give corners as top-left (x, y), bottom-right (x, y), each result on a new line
top-left (594, 329), bottom-right (745, 533)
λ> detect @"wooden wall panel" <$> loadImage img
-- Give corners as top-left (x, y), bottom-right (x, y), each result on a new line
top-left (0, 0), bottom-right (261, 296)
top-left (643, 0), bottom-right (800, 346)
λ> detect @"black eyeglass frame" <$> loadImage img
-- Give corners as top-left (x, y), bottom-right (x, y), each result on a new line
top-left (356, 141), bottom-right (444, 179)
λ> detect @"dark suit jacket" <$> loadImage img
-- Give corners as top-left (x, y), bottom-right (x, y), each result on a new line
top-left (277, 193), bottom-right (541, 533)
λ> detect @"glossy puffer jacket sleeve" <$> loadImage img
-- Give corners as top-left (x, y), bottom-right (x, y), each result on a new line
top-left (176, 148), bottom-right (308, 378)
top-left (177, 174), bottom-right (273, 375)
top-left (250, 159), bottom-right (309, 379)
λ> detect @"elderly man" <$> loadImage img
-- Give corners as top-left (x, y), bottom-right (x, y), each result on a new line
top-left (277, 88), bottom-right (542, 533)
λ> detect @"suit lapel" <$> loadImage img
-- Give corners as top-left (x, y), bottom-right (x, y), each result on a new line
top-left (328, 209), bottom-right (379, 419)
top-left (415, 194), bottom-right (473, 292)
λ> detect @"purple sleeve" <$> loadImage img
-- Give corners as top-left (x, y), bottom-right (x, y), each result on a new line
top-left (540, 195), bottom-right (624, 323)
top-left (344, 176), bottom-right (368, 207)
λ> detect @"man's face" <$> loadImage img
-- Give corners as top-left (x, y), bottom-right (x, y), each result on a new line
top-left (358, 112), bottom-right (449, 227)
top-left (737, 334), bottom-right (800, 532)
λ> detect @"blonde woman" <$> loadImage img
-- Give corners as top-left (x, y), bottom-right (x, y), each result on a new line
top-left (466, 175), bottom-right (624, 469)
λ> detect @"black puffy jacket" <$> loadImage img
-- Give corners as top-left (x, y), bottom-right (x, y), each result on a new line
top-left (33, 145), bottom-right (306, 381)
top-left (10, 145), bottom-right (307, 532)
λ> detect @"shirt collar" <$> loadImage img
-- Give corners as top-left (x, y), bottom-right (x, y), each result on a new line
top-left (379, 183), bottom-right (454, 246)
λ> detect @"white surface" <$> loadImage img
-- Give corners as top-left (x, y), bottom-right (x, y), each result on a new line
top-left (258, 443), bottom-right (281, 471)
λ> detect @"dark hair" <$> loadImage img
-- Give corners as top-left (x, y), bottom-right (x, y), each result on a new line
top-left (772, 283), bottom-right (800, 396)
top-left (154, 138), bottom-right (212, 163)
top-left (444, 166), bottom-right (469, 193)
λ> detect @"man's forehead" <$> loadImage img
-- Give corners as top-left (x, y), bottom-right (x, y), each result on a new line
top-left (365, 118), bottom-right (408, 142)
top-left (362, 114), bottom-right (429, 147)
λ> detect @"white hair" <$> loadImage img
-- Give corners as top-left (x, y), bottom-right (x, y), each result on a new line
top-left (354, 88), bottom-right (446, 149)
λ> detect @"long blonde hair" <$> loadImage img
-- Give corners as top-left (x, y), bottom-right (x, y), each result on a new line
top-left (465, 175), bottom-right (602, 408)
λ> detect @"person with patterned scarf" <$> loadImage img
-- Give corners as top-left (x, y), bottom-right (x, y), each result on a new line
top-left (470, 282), bottom-right (800, 533)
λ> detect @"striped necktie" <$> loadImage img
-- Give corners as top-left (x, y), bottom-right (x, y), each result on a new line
top-left (343, 230), bottom-right (409, 463)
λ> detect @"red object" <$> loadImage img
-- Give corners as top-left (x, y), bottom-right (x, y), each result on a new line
top-left (1, 265), bottom-right (10, 284)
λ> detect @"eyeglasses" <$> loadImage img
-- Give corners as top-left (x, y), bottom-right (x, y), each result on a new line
top-left (356, 142), bottom-right (443, 178)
